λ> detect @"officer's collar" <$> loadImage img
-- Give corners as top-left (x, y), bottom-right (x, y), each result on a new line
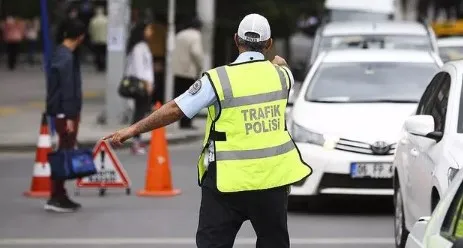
top-left (234, 51), bottom-right (265, 63)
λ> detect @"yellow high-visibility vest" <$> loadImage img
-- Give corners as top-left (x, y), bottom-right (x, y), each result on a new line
top-left (197, 60), bottom-right (312, 192)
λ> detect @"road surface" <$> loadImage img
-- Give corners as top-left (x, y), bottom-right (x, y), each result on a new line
top-left (0, 139), bottom-right (394, 248)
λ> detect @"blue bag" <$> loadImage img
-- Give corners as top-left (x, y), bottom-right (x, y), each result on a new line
top-left (48, 149), bottom-right (97, 180)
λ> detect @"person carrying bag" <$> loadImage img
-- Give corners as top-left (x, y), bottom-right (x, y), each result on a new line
top-left (48, 148), bottom-right (97, 181)
top-left (118, 22), bottom-right (154, 155)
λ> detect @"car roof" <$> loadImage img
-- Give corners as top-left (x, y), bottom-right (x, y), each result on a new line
top-left (320, 49), bottom-right (437, 63)
top-left (324, 0), bottom-right (394, 13)
top-left (322, 21), bottom-right (428, 36)
top-left (438, 37), bottom-right (463, 47)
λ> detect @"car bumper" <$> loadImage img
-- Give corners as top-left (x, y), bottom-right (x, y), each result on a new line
top-left (290, 142), bottom-right (394, 196)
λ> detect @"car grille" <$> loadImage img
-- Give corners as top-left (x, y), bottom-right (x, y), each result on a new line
top-left (319, 173), bottom-right (392, 190)
top-left (335, 138), bottom-right (397, 155)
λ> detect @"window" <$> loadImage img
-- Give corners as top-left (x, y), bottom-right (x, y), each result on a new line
top-left (416, 72), bottom-right (443, 115)
top-left (457, 76), bottom-right (463, 133)
top-left (304, 62), bottom-right (439, 102)
top-left (439, 46), bottom-right (463, 63)
top-left (320, 35), bottom-right (433, 52)
top-left (432, 78), bottom-right (451, 132)
top-left (420, 73), bottom-right (451, 133)
top-left (442, 181), bottom-right (463, 240)
top-left (328, 9), bottom-right (390, 22)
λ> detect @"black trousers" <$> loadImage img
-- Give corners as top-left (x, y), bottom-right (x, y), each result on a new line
top-left (132, 95), bottom-right (152, 138)
top-left (174, 76), bottom-right (195, 128)
top-left (196, 170), bottom-right (290, 248)
top-left (92, 43), bottom-right (107, 71)
top-left (152, 57), bottom-right (166, 104)
top-left (6, 42), bottom-right (19, 70)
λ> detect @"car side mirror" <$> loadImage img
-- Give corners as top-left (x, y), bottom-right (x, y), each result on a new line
top-left (404, 115), bottom-right (442, 141)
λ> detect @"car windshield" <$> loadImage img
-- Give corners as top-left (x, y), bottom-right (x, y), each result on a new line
top-left (320, 35), bottom-right (432, 52)
top-left (305, 62), bottom-right (440, 103)
top-left (328, 9), bottom-right (390, 22)
top-left (439, 46), bottom-right (463, 62)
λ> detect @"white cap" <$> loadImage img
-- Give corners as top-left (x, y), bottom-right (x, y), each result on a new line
top-left (237, 14), bottom-right (271, 42)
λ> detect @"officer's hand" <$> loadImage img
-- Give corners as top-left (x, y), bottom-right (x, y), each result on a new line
top-left (102, 126), bottom-right (137, 147)
top-left (272, 55), bottom-right (288, 67)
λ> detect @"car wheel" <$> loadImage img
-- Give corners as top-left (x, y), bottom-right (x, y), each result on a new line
top-left (394, 183), bottom-right (409, 248)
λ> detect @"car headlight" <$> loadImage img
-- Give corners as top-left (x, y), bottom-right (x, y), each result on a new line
top-left (448, 167), bottom-right (459, 184)
top-left (290, 123), bottom-right (340, 149)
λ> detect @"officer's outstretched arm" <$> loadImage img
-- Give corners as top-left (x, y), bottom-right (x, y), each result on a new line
top-left (133, 100), bottom-right (185, 135)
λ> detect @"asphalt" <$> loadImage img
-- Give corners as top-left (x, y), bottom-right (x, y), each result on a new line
top-left (0, 140), bottom-right (394, 248)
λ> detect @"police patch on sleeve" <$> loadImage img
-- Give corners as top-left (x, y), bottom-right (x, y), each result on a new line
top-left (188, 80), bottom-right (202, 95)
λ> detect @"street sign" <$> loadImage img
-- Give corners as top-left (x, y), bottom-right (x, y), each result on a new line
top-left (75, 140), bottom-right (131, 196)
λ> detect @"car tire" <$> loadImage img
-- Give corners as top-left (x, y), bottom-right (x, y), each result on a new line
top-left (394, 182), bottom-right (409, 248)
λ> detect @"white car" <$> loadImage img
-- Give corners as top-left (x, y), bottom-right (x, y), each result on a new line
top-left (394, 60), bottom-right (463, 248)
top-left (324, 0), bottom-right (396, 22)
top-left (405, 168), bottom-right (463, 248)
top-left (309, 21), bottom-right (439, 65)
top-left (288, 49), bottom-right (442, 207)
top-left (438, 37), bottom-right (463, 63)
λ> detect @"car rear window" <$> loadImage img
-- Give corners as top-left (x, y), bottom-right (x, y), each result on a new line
top-left (320, 35), bottom-right (432, 51)
top-left (305, 62), bottom-right (440, 103)
top-left (439, 46), bottom-right (463, 62)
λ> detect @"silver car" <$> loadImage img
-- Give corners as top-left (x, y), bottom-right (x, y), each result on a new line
top-left (309, 21), bottom-right (439, 66)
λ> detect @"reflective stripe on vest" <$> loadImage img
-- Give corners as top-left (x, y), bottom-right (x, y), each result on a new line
top-left (198, 61), bottom-right (312, 192)
top-left (215, 140), bottom-right (294, 161)
top-left (216, 66), bottom-right (288, 109)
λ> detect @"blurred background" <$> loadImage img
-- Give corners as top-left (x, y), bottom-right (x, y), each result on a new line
top-left (3, 1), bottom-right (463, 247)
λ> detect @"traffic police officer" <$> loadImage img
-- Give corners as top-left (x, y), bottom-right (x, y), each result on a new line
top-left (104, 13), bottom-right (312, 248)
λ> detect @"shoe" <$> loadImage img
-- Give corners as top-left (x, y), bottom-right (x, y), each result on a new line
top-left (63, 196), bottom-right (82, 209)
top-left (44, 196), bottom-right (80, 213)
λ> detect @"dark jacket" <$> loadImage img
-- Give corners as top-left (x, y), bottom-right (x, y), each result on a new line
top-left (46, 45), bottom-right (82, 118)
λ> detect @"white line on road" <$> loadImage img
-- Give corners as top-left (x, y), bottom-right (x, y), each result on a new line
top-left (0, 237), bottom-right (394, 245)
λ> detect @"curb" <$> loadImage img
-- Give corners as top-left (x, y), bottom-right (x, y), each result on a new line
top-left (0, 133), bottom-right (203, 152)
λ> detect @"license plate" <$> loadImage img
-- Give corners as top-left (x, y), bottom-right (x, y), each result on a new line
top-left (350, 162), bottom-right (393, 179)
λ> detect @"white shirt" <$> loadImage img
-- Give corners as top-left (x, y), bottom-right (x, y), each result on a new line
top-left (174, 51), bottom-right (294, 169)
top-left (172, 28), bottom-right (204, 79)
top-left (125, 42), bottom-right (154, 85)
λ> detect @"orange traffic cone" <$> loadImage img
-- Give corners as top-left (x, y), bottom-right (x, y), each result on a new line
top-left (137, 102), bottom-right (181, 197)
top-left (24, 113), bottom-right (52, 198)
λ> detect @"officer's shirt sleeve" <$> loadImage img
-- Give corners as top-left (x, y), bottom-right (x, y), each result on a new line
top-left (174, 75), bottom-right (217, 119)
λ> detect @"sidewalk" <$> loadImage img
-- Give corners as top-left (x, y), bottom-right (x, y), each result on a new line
top-left (0, 103), bottom-right (206, 152)
top-left (0, 65), bottom-right (206, 152)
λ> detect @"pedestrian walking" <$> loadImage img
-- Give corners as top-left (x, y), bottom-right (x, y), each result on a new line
top-left (104, 13), bottom-right (312, 248)
top-left (45, 20), bottom-right (86, 213)
top-left (172, 17), bottom-right (204, 129)
top-left (88, 7), bottom-right (108, 71)
top-left (124, 23), bottom-right (154, 155)
top-left (0, 15), bottom-right (25, 70)
top-left (25, 17), bottom-right (40, 66)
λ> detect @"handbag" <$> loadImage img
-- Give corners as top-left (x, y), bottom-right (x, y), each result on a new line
top-left (48, 148), bottom-right (97, 180)
top-left (118, 76), bottom-right (148, 99)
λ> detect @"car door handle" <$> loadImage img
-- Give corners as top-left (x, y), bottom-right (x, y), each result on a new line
top-left (410, 148), bottom-right (419, 157)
